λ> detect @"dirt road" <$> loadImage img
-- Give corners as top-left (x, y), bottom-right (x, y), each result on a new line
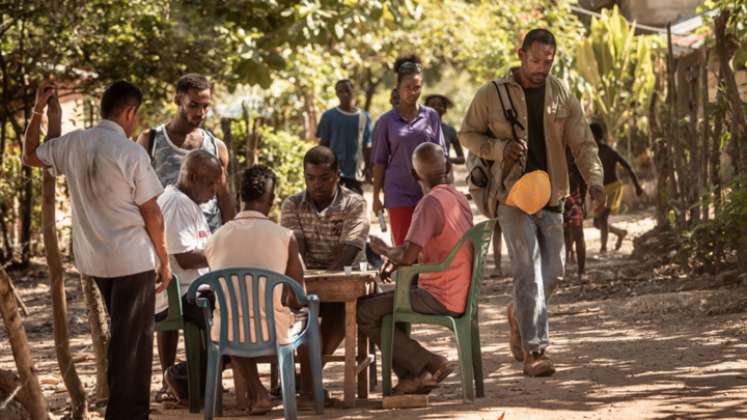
top-left (3, 210), bottom-right (745, 419)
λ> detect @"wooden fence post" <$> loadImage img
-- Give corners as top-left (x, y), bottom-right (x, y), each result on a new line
top-left (41, 171), bottom-right (87, 418)
top-left (81, 274), bottom-right (109, 402)
top-left (0, 267), bottom-right (50, 419)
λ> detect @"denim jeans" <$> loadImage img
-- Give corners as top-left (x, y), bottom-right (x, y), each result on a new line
top-left (498, 204), bottom-right (565, 353)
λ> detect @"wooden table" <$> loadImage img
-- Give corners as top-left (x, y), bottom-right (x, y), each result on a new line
top-left (304, 270), bottom-right (377, 408)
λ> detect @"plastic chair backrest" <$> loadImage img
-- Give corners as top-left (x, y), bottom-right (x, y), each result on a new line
top-left (393, 219), bottom-right (496, 316)
top-left (462, 219), bottom-right (496, 319)
top-left (186, 267), bottom-right (308, 356)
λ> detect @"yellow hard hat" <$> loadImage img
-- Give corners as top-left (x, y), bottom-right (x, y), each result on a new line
top-left (505, 170), bottom-right (551, 215)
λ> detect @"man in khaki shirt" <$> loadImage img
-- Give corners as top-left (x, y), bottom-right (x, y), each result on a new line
top-left (460, 29), bottom-right (605, 377)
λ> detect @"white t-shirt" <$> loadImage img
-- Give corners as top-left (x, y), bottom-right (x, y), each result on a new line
top-left (36, 120), bottom-right (164, 278)
top-left (155, 185), bottom-right (211, 314)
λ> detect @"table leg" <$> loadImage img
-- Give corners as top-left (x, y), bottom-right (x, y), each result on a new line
top-left (357, 330), bottom-right (369, 399)
top-left (344, 300), bottom-right (356, 408)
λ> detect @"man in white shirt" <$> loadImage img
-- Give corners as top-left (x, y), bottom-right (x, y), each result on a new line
top-left (155, 149), bottom-right (222, 402)
top-left (22, 80), bottom-right (170, 420)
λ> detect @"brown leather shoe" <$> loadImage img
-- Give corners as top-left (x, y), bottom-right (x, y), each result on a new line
top-left (523, 351), bottom-right (556, 377)
top-left (507, 303), bottom-right (524, 362)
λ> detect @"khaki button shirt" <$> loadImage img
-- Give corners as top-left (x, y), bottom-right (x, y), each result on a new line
top-left (459, 70), bottom-right (603, 209)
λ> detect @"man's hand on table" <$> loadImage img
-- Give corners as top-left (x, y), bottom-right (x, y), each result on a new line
top-left (378, 261), bottom-right (396, 284)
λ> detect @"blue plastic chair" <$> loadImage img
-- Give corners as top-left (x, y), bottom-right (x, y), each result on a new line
top-left (186, 267), bottom-right (324, 420)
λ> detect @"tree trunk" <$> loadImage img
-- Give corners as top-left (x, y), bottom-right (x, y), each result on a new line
top-left (687, 55), bottom-right (701, 223)
top-left (19, 165), bottom-right (32, 267)
top-left (19, 78), bottom-right (32, 267)
top-left (220, 118), bottom-right (239, 199)
top-left (711, 73), bottom-right (724, 218)
top-left (700, 47), bottom-right (710, 221)
top-left (359, 68), bottom-right (383, 113)
top-left (0, 114), bottom-right (5, 169)
top-left (303, 91), bottom-right (317, 142)
top-left (667, 25), bottom-right (686, 226)
top-left (714, 11), bottom-right (747, 176)
top-left (0, 368), bottom-right (41, 419)
top-left (626, 113), bottom-right (634, 162)
top-left (715, 11), bottom-right (747, 272)
top-left (0, 116), bottom-right (9, 263)
top-left (0, 267), bottom-right (50, 420)
top-left (80, 274), bottom-right (109, 402)
top-left (41, 171), bottom-right (88, 418)
top-left (243, 106), bottom-right (261, 166)
top-left (649, 88), bottom-right (669, 226)
top-left (0, 202), bottom-right (11, 263)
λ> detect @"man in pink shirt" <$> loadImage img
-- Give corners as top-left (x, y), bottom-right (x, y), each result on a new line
top-left (362, 142), bottom-right (474, 394)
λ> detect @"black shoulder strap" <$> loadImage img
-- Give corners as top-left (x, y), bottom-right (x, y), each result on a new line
top-left (492, 81), bottom-right (524, 142)
top-left (493, 81), bottom-right (526, 188)
top-left (148, 127), bottom-right (157, 159)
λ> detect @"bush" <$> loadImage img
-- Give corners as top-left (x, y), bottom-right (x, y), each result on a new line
top-left (222, 117), bottom-right (310, 219)
top-left (256, 127), bottom-right (310, 218)
top-left (685, 177), bottom-right (747, 270)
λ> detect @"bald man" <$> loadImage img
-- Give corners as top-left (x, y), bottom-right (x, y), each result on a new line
top-left (361, 142), bottom-right (474, 394)
top-left (155, 149), bottom-right (222, 403)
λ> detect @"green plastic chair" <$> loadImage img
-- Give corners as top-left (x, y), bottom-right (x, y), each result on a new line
top-left (187, 267), bottom-right (324, 420)
top-left (154, 276), bottom-right (204, 413)
top-left (381, 219), bottom-right (496, 402)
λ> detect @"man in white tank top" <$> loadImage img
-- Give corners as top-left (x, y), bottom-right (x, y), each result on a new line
top-left (137, 73), bottom-right (236, 232)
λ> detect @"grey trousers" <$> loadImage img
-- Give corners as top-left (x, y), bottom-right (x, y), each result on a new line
top-left (498, 204), bottom-right (565, 353)
top-left (357, 288), bottom-right (455, 379)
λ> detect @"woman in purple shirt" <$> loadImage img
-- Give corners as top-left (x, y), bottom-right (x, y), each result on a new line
top-left (371, 54), bottom-right (446, 245)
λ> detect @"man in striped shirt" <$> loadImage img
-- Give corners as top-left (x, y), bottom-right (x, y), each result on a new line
top-left (281, 146), bottom-right (370, 359)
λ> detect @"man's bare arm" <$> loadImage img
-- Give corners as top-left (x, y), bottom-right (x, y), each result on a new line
top-left (138, 197), bottom-right (171, 293)
top-left (22, 80), bottom-right (58, 168)
top-left (46, 92), bottom-right (62, 140)
top-left (370, 236), bottom-right (421, 266)
top-left (327, 244), bottom-right (362, 271)
top-left (173, 251), bottom-right (208, 270)
top-left (284, 236), bottom-right (305, 310)
top-left (136, 129), bottom-right (153, 152)
top-left (216, 140), bottom-right (237, 222)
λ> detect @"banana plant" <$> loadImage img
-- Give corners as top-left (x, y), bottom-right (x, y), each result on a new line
top-left (575, 6), bottom-right (657, 141)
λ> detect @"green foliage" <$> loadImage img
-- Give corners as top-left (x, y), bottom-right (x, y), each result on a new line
top-left (574, 6), bottom-right (658, 141)
top-left (703, 0), bottom-right (747, 69)
top-left (249, 0), bottom-right (587, 133)
top-left (256, 128), bottom-right (310, 217)
top-left (455, 0), bottom-right (585, 86)
top-left (222, 118), bottom-right (308, 210)
top-left (685, 177), bottom-right (747, 268)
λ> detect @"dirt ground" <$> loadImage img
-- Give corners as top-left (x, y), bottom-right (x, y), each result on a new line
top-left (2, 166), bottom-right (747, 419)
top-left (3, 210), bottom-right (746, 420)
